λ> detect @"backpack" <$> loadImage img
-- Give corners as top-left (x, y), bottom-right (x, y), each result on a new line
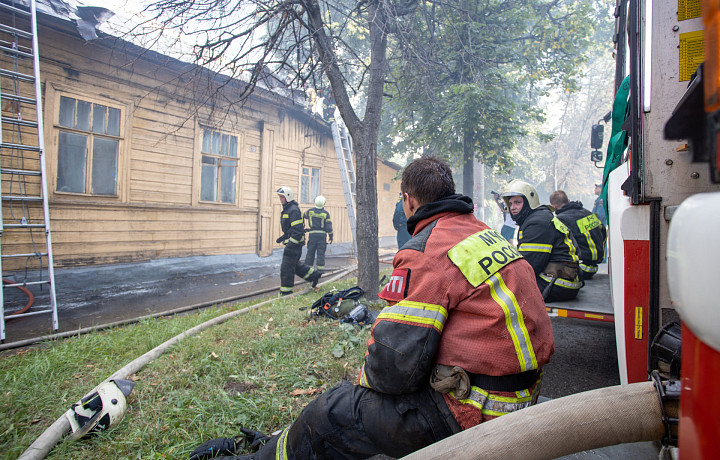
top-left (309, 286), bottom-right (365, 321)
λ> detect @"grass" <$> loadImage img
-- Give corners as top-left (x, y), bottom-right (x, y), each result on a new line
top-left (0, 276), bottom-right (385, 459)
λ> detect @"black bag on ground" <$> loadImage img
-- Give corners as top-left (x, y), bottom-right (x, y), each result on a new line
top-left (309, 286), bottom-right (365, 320)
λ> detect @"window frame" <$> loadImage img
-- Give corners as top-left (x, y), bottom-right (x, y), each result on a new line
top-left (299, 165), bottom-right (321, 204)
top-left (47, 86), bottom-right (128, 202)
top-left (193, 122), bottom-right (244, 207)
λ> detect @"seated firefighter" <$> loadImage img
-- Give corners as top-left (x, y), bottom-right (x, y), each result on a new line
top-left (549, 190), bottom-right (607, 280)
top-left (502, 179), bottom-right (582, 302)
top-left (191, 157), bottom-right (554, 460)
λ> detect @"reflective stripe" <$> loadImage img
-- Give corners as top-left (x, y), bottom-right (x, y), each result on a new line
top-left (308, 230), bottom-right (328, 234)
top-left (282, 213), bottom-right (289, 219)
top-left (280, 286), bottom-right (293, 293)
top-left (518, 243), bottom-right (552, 253)
top-left (553, 217), bottom-right (579, 262)
top-left (580, 263), bottom-right (598, 273)
top-left (303, 268), bottom-right (316, 279)
top-left (288, 237), bottom-right (302, 244)
top-left (291, 219), bottom-right (303, 227)
top-left (275, 427), bottom-right (290, 460)
top-left (448, 229), bottom-right (523, 287)
top-left (540, 273), bottom-right (583, 289)
top-left (359, 364), bottom-right (371, 388)
top-left (577, 214), bottom-right (600, 260)
top-left (377, 300), bottom-right (448, 332)
top-left (452, 383), bottom-right (537, 417)
top-left (486, 273), bottom-right (538, 371)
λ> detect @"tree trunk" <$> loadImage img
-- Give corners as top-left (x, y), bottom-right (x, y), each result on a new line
top-left (462, 130), bottom-right (474, 198)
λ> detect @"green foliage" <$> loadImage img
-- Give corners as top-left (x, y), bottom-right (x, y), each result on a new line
top-left (0, 279), bottom-right (374, 459)
top-left (381, 0), bottom-right (598, 173)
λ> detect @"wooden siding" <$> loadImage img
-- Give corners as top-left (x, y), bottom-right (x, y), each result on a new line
top-left (0, 14), bottom-right (400, 271)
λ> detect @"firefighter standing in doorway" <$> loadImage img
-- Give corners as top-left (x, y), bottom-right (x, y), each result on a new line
top-left (502, 179), bottom-right (582, 302)
top-left (276, 187), bottom-right (321, 295)
top-left (303, 195), bottom-right (333, 272)
top-left (191, 157), bottom-right (554, 459)
top-left (549, 190), bottom-right (606, 280)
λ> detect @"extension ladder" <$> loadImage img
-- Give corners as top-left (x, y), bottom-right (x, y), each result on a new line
top-left (330, 111), bottom-right (358, 256)
top-left (0, 0), bottom-right (58, 341)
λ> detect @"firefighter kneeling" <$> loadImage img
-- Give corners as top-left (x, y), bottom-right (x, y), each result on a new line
top-left (191, 157), bottom-right (554, 460)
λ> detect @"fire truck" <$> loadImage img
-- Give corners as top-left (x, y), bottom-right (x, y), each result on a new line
top-left (601, 0), bottom-right (719, 455)
top-left (405, 0), bottom-right (719, 458)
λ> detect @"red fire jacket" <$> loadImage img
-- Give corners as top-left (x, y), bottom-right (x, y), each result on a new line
top-left (362, 201), bottom-right (554, 428)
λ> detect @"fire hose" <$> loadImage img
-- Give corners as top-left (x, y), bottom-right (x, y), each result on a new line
top-left (17, 268), bottom-right (355, 460)
top-left (403, 379), bottom-right (678, 460)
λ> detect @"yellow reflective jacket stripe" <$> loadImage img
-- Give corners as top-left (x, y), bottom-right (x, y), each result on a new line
top-left (486, 273), bottom-right (538, 372)
top-left (377, 300), bottom-right (448, 332)
top-left (518, 243), bottom-right (553, 253)
top-left (291, 219), bottom-right (303, 227)
top-left (553, 217), bottom-right (580, 262)
top-left (576, 214), bottom-right (601, 260)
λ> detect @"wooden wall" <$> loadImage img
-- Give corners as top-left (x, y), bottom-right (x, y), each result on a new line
top-left (0, 14), bottom-right (400, 271)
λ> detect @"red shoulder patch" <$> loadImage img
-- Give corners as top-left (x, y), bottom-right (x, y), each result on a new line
top-left (379, 268), bottom-right (410, 302)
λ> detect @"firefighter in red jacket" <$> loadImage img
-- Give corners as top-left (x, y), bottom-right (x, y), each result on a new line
top-left (192, 158), bottom-right (554, 460)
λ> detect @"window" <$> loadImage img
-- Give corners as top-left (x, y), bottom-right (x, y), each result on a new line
top-left (56, 96), bottom-right (121, 195)
top-left (200, 128), bottom-right (238, 204)
top-left (300, 166), bottom-right (320, 203)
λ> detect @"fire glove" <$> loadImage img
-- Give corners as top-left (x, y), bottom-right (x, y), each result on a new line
top-left (276, 236), bottom-right (285, 244)
top-left (188, 436), bottom-right (239, 460)
top-left (329, 234), bottom-right (333, 244)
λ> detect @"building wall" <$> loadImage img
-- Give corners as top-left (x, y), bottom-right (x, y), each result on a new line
top-left (0, 14), bottom-right (399, 271)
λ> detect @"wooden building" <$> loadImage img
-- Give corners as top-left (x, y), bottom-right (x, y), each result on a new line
top-left (0, 3), bottom-right (402, 275)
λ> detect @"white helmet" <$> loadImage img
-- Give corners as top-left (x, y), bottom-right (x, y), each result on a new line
top-left (276, 186), bottom-right (294, 202)
top-left (502, 179), bottom-right (552, 211)
top-left (65, 379), bottom-right (135, 441)
top-left (314, 195), bottom-right (326, 208)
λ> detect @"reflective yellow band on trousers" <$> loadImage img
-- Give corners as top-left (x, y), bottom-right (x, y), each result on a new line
top-left (451, 382), bottom-right (538, 417)
top-left (275, 427), bottom-right (290, 460)
top-left (448, 229), bottom-right (523, 287)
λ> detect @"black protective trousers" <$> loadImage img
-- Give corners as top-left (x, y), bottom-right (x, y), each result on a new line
top-left (304, 233), bottom-right (328, 270)
top-left (280, 243), bottom-right (315, 293)
top-left (255, 381), bottom-right (461, 460)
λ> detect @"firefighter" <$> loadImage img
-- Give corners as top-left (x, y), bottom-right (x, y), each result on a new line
top-left (502, 179), bottom-right (582, 302)
top-left (276, 186), bottom-right (321, 295)
top-left (549, 190), bottom-right (606, 279)
top-left (303, 195), bottom-right (333, 271)
top-left (194, 157), bottom-right (554, 459)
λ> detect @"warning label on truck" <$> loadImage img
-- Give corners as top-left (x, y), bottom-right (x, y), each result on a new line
top-left (679, 30), bottom-right (704, 82)
top-left (678, 0), bottom-right (701, 21)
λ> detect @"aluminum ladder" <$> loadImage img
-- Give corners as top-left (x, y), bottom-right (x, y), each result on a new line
top-left (0, 0), bottom-right (58, 341)
top-left (330, 112), bottom-right (357, 256)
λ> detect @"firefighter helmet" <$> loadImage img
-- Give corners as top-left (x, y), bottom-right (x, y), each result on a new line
top-left (65, 379), bottom-right (135, 441)
top-left (501, 179), bottom-right (551, 211)
top-left (276, 186), bottom-right (294, 202)
top-left (314, 195), bottom-right (326, 208)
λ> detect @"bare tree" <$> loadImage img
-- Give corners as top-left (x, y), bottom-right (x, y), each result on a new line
top-left (122, 0), bottom-right (422, 298)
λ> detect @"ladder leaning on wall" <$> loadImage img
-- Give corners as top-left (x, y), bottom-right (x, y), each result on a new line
top-left (0, 0), bottom-right (58, 341)
top-left (330, 112), bottom-right (358, 257)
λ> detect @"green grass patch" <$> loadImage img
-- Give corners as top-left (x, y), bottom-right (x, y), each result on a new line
top-left (0, 276), bottom-right (386, 459)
